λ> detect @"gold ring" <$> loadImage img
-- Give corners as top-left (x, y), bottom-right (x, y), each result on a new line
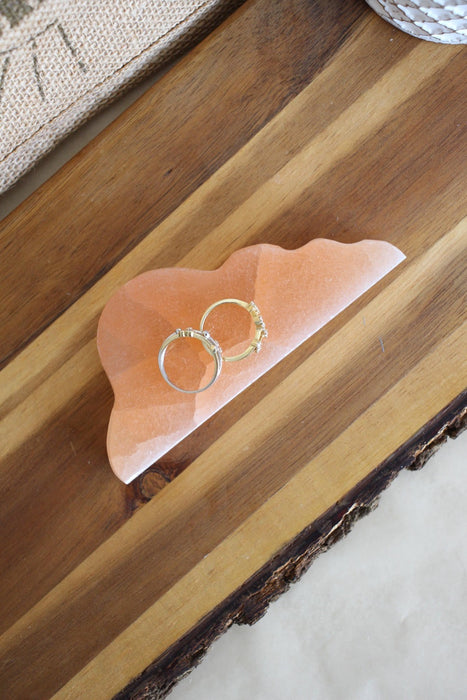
top-left (199, 298), bottom-right (267, 362)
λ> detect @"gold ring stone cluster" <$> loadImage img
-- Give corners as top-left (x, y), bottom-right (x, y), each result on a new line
top-left (158, 298), bottom-right (268, 393)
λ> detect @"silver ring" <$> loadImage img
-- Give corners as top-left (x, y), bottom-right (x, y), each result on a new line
top-left (158, 328), bottom-right (223, 393)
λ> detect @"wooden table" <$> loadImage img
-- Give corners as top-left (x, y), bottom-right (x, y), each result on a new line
top-left (0, 1), bottom-right (465, 697)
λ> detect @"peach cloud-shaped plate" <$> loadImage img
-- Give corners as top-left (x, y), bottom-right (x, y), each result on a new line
top-left (97, 239), bottom-right (405, 483)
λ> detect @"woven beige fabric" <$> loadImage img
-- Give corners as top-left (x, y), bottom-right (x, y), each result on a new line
top-left (0, 0), bottom-right (241, 193)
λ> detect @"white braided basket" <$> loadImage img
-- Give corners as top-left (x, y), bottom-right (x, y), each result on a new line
top-left (366, 0), bottom-right (467, 43)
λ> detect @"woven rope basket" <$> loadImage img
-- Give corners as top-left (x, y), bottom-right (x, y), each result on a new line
top-left (366, 0), bottom-right (467, 43)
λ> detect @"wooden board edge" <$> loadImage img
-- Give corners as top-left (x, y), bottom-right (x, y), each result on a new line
top-left (114, 389), bottom-right (467, 699)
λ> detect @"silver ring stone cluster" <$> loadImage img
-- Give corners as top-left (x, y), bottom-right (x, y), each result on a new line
top-left (158, 299), bottom-right (267, 393)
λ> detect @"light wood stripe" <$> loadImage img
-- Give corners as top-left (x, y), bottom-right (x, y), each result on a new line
top-left (53, 320), bottom-right (466, 699)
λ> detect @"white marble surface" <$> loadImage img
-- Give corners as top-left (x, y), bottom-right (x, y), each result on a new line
top-left (2, 70), bottom-right (465, 700)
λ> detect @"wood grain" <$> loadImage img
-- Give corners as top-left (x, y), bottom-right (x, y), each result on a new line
top-left (0, 0), bottom-right (466, 697)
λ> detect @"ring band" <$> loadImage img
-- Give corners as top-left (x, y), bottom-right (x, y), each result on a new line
top-left (159, 299), bottom-right (267, 392)
top-left (200, 299), bottom-right (267, 362)
top-left (158, 328), bottom-right (223, 394)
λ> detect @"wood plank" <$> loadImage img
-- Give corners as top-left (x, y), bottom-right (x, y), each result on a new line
top-left (0, 0), bottom-right (465, 697)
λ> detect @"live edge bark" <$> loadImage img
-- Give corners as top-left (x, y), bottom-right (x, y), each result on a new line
top-left (116, 390), bottom-right (467, 700)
